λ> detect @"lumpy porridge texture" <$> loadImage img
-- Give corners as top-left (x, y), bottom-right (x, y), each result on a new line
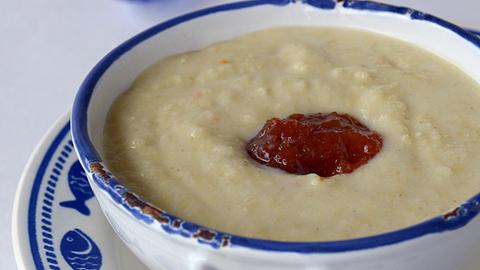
top-left (104, 27), bottom-right (480, 241)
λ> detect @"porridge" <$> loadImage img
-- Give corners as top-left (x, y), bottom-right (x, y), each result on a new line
top-left (103, 27), bottom-right (480, 241)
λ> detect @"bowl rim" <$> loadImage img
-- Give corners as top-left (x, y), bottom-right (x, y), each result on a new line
top-left (71, 0), bottom-right (480, 253)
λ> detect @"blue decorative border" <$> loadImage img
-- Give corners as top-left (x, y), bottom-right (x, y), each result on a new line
top-left (41, 140), bottom-right (74, 270)
top-left (28, 123), bottom-right (70, 270)
top-left (71, 0), bottom-right (480, 254)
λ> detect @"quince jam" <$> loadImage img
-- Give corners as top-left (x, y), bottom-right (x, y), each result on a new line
top-left (246, 112), bottom-right (383, 177)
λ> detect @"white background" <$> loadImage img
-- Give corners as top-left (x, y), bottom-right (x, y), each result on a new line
top-left (2, 1), bottom-right (479, 269)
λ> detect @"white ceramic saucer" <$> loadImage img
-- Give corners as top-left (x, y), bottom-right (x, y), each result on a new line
top-left (12, 113), bottom-right (149, 270)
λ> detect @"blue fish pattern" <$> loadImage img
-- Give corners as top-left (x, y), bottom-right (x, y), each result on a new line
top-left (61, 228), bottom-right (102, 270)
top-left (60, 161), bottom-right (94, 215)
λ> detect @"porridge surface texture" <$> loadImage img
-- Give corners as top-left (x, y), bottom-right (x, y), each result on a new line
top-left (104, 27), bottom-right (480, 241)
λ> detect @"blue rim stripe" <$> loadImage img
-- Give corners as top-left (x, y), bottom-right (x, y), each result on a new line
top-left (71, 0), bottom-right (480, 253)
top-left (303, 0), bottom-right (336, 9)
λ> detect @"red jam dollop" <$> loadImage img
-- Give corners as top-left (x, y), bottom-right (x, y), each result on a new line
top-left (246, 112), bottom-right (383, 177)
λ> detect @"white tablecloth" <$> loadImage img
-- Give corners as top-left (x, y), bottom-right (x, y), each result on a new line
top-left (2, 1), bottom-right (479, 269)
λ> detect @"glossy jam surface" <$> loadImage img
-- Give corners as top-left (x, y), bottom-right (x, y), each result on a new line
top-left (246, 113), bottom-right (383, 177)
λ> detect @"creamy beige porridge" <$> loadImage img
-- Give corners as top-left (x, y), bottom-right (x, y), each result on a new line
top-left (103, 27), bottom-right (480, 241)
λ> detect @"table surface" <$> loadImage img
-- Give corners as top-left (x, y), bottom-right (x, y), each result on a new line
top-left (2, 1), bottom-right (479, 269)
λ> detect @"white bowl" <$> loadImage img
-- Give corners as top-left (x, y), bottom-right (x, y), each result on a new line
top-left (71, 1), bottom-right (480, 269)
